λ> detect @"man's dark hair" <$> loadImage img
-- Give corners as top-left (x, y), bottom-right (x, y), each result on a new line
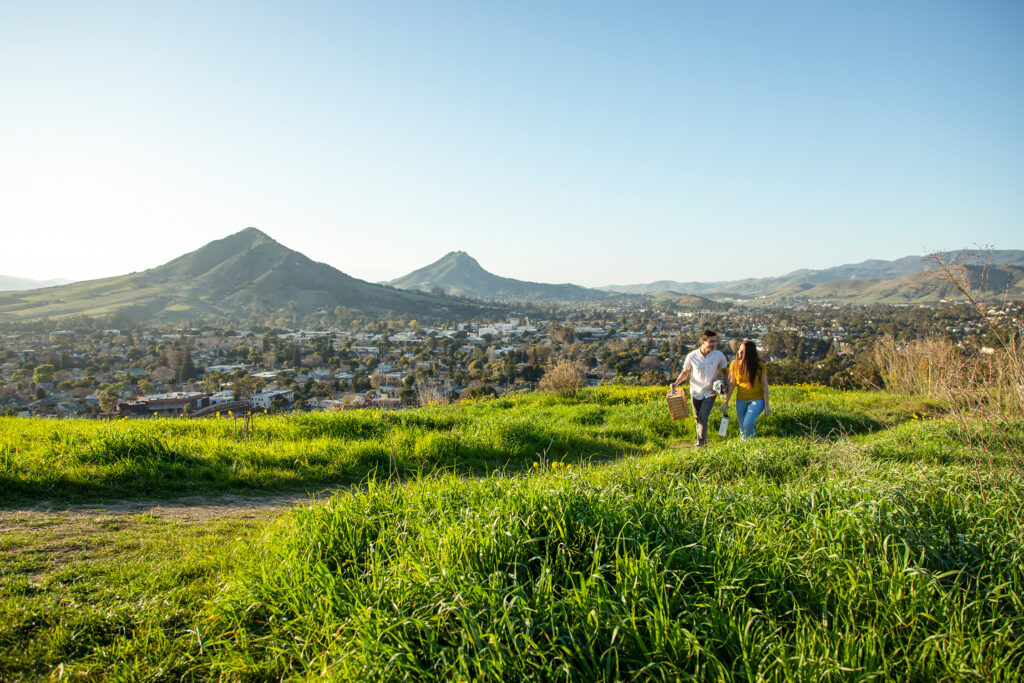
top-left (700, 330), bottom-right (718, 341)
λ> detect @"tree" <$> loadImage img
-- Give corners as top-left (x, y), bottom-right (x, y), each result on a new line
top-left (98, 383), bottom-right (124, 413)
top-left (232, 374), bottom-right (265, 399)
top-left (176, 347), bottom-right (199, 383)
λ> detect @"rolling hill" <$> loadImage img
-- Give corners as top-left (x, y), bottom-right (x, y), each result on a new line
top-left (0, 228), bottom-right (489, 324)
top-left (388, 251), bottom-right (620, 303)
top-left (602, 250), bottom-right (1024, 302)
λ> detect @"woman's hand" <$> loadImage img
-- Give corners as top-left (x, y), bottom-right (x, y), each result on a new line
top-left (763, 404), bottom-right (770, 416)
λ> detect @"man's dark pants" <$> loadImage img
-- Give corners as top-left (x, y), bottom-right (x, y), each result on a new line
top-left (691, 395), bottom-right (717, 447)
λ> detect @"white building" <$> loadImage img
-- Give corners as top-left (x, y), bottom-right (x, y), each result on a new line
top-left (250, 389), bottom-right (296, 409)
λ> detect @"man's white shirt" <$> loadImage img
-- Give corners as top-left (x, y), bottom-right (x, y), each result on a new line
top-left (683, 349), bottom-right (728, 400)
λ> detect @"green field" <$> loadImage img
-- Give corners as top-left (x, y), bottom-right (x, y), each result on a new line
top-left (2, 387), bottom-right (1023, 681)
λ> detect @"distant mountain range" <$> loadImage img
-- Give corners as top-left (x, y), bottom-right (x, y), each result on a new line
top-left (0, 229), bottom-right (488, 324)
top-left (388, 251), bottom-right (619, 303)
top-left (601, 250), bottom-right (1024, 303)
top-left (0, 275), bottom-right (73, 291)
top-left (2, 236), bottom-right (1021, 326)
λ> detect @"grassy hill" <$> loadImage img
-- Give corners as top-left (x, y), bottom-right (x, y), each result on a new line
top-left (0, 228), bottom-right (489, 324)
top-left (3, 385), bottom-right (1023, 680)
top-left (389, 250), bottom-right (619, 303)
top-left (643, 290), bottom-right (726, 309)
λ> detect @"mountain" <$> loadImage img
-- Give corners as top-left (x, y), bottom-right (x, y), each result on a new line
top-left (0, 275), bottom-right (74, 291)
top-left (388, 251), bottom-right (618, 303)
top-left (602, 250), bottom-right (1024, 301)
top-left (0, 228), bottom-right (489, 324)
top-left (778, 264), bottom-right (1024, 304)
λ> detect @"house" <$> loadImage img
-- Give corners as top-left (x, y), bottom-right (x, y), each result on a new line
top-left (117, 392), bottom-right (212, 417)
top-left (250, 389), bottom-right (296, 409)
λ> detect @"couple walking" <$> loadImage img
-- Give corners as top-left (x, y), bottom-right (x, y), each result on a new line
top-left (669, 330), bottom-right (770, 447)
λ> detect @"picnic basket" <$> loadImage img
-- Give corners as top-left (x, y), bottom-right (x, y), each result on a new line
top-left (666, 387), bottom-right (690, 420)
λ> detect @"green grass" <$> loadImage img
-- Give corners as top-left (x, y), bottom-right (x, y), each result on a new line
top-left (3, 386), bottom-right (1023, 681)
top-left (201, 430), bottom-right (1024, 681)
top-left (0, 386), bottom-right (932, 505)
top-left (0, 510), bottom-right (262, 681)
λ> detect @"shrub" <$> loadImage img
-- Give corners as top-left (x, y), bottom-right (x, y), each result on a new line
top-left (538, 361), bottom-right (586, 396)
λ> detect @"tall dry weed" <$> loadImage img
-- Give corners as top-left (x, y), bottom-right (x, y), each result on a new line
top-left (916, 250), bottom-right (1024, 481)
top-left (873, 336), bottom-right (961, 398)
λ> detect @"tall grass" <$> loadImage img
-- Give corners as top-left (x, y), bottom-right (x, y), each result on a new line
top-left (204, 426), bottom-right (1024, 681)
top-left (874, 335), bottom-right (1024, 481)
top-left (3, 386), bottom-right (1023, 680)
top-left (1, 386), bottom-right (923, 504)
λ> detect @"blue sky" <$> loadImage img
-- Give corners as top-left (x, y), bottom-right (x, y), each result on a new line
top-left (1, 1), bottom-right (1021, 286)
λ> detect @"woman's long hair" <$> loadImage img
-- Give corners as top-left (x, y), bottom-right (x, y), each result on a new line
top-left (737, 340), bottom-right (761, 386)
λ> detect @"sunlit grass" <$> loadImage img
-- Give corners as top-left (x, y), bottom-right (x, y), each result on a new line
top-left (3, 386), bottom-right (1022, 680)
top-left (0, 386), bottom-right (933, 504)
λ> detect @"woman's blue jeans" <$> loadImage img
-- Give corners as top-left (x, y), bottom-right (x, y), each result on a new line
top-left (735, 399), bottom-right (765, 439)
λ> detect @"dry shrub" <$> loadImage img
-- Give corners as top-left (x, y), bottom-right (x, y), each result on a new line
top-left (538, 361), bottom-right (586, 396)
top-left (416, 383), bottom-right (447, 407)
top-left (873, 336), bottom-right (961, 398)
top-left (903, 249), bottom-right (1024, 484)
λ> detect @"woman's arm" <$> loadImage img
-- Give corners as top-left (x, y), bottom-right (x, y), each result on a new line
top-left (762, 369), bottom-right (770, 416)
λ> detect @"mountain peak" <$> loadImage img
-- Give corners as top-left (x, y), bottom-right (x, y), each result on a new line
top-left (389, 251), bottom-right (611, 302)
top-left (440, 250), bottom-right (478, 264)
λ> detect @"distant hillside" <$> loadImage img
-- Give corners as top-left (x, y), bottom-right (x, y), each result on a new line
top-left (643, 291), bottom-right (726, 309)
top-left (389, 251), bottom-right (618, 303)
top-left (0, 229), bottom-right (488, 324)
top-left (0, 275), bottom-right (73, 291)
top-left (602, 250), bottom-right (1024, 302)
top-left (782, 264), bottom-right (1024, 304)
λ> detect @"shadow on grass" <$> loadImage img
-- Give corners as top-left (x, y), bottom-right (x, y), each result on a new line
top-left (0, 421), bottom-right (650, 507)
top-left (759, 405), bottom-right (888, 439)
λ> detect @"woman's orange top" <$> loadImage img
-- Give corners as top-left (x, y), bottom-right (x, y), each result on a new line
top-left (729, 360), bottom-right (765, 401)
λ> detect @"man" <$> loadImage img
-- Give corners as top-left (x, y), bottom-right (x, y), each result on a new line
top-left (670, 330), bottom-right (728, 447)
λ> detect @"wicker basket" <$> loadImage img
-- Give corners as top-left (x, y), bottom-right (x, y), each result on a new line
top-left (666, 387), bottom-right (690, 420)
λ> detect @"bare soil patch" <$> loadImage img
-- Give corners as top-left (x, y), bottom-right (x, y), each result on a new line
top-left (0, 488), bottom-right (344, 530)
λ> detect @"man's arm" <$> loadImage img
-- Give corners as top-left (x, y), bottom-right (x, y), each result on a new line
top-left (670, 367), bottom-right (691, 389)
top-left (670, 356), bottom-right (692, 390)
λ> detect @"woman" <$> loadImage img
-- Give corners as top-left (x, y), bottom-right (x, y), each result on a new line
top-left (722, 340), bottom-right (770, 439)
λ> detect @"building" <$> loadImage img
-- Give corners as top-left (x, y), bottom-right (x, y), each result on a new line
top-left (249, 389), bottom-right (296, 409)
top-left (116, 392), bottom-right (212, 417)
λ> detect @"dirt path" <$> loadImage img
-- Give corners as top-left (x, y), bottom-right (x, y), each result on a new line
top-left (1, 445), bottom-right (695, 529)
top-left (0, 488), bottom-right (344, 528)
